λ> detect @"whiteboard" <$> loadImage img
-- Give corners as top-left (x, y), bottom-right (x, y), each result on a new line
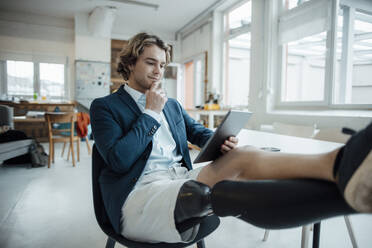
top-left (75, 60), bottom-right (110, 109)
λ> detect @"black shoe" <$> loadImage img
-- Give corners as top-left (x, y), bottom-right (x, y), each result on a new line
top-left (336, 122), bottom-right (372, 212)
top-left (174, 180), bottom-right (213, 224)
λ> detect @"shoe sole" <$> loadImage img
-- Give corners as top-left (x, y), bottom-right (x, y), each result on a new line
top-left (344, 151), bottom-right (372, 212)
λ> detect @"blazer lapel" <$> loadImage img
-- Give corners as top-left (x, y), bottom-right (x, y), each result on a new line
top-left (163, 102), bottom-right (181, 153)
top-left (117, 85), bottom-right (141, 116)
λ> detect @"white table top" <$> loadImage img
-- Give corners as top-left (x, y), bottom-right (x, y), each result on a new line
top-left (237, 129), bottom-right (343, 154)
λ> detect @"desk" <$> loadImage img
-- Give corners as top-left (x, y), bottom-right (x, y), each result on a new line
top-left (237, 129), bottom-right (342, 154)
top-left (235, 129), bottom-right (344, 248)
top-left (13, 116), bottom-right (47, 141)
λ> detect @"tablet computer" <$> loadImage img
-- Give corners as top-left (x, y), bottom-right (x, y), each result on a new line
top-left (193, 110), bottom-right (252, 163)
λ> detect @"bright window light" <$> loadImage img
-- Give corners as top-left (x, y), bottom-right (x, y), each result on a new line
top-left (40, 63), bottom-right (65, 98)
top-left (282, 32), bottom-right (326, 102)
top-left (228, 1), bottom-right (252, 30)
top-left (7, 60), bottom-right (34, 96)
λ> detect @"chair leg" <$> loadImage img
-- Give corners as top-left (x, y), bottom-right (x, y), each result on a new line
top-left (85, 136), bottom-right (91, 155)
top-left (48, 140), bottom-right (52, 168)
top-left (77, 138), bottom-right (80, 162)
top-left (312, 222), bottom-right (321, 248)
top-left (301, 225), bottom-right (311, 248)
top-left (52, 141), bottom-right (55, 163)
top-left (61, 141), bottom-right (66, 157)
top-left (344, 216), bottom-right (358, 248)
top-left (70, 138), bottom-right (76, 167)
top-left (196, 239), bottom-right (205, 248)
top-left (105, 237), bottom-right (115, 248)
top-left (262, 229), bottom-right (270, 241)
top-left (67, 146), bottom-right (70, 161)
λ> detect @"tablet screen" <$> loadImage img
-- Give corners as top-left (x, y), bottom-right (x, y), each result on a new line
top-left (193, 110), bottom-right (252, 163)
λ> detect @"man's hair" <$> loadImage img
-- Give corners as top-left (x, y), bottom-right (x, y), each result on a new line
top-left (117, 32), bottom-right (171, 81)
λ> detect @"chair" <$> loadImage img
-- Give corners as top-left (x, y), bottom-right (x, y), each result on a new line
top-left (0, 104), bottom-right (14, 129)
top-left (313, 128), bottom-right (349, 144)
top-left (265, 123), bottom-right (358, 248)
top-left (45, 112), bottom-right (80, 168)
top-left (272, 122), bottom-right (316, 138)
top-left (61, 112), bottom-right (91, 159)
top-left (92, 145), bottom-right (220, 248)
top-left (312, 127), bottom-right (358, 248)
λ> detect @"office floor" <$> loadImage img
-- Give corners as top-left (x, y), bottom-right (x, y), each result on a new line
top-left (1, 143), bottom-right (372, 248)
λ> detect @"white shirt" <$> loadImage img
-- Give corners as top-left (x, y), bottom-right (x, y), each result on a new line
top-left (124, 84), bottom-right (183, 183)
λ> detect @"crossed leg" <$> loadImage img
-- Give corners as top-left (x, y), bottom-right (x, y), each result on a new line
top-left (197, 146), bottom-right (338, 187)
top-left (176, 122), bottom-right (372, 234)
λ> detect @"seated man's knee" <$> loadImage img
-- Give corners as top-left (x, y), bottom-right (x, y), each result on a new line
top-left (174, 180), bottom-right (212, 224)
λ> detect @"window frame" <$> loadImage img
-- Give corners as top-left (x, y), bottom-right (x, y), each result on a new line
top-left (275, 0), bottom-right (372, 110)
top-left (0, 54), bottom-right (68, 101)
top-left (222, 0), bottom-right (252, 108)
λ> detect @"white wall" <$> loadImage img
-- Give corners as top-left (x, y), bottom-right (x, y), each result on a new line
top-left (177, 22), bottom-right (214, 94)
top-left (74, 13), bottom-right (111, 63)
top-left (0, 11), bottom-right (75, 100)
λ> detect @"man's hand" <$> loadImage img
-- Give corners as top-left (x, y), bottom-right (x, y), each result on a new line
top-left (221, 136), bottom-right (238, 154)
top-left (145, 82), bottom-right (168, 113)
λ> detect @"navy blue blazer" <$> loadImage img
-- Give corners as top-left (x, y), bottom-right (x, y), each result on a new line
top-left (90, 85), bottom-right (213, 234)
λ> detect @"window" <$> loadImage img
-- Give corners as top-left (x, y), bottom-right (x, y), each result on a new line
top-left (7, 61), bottom-right (34, 96)
top-left (334, 7), bottom-right (372, 104)
top-left (223, 0), bottom-right (252, 108)
top-left (0, 59), bottom-right (66, 100)
top-left (40, 63), bottom-right (65, 98)
top-left (282, 32), bottom-right (326, 102)
top-left (284, 0), bottom-right (312, 10)
top-left (183, 55), bottom-right (205, 109)
top-left (277, 0), bottom-right (372, 107)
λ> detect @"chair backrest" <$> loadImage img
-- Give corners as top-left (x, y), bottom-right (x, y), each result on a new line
top-left (313, 128), bottom-right (349, 144)
top-left (91, 145), bottom-right (220, 248)
top-left (92, 145), bottom-right (115, 231)
top-left (45, 112), bottom-right (76, 137)
top-left (272, 122), bottom-right (316, 138)
top-left (0, 104), bottom-right (14, 129)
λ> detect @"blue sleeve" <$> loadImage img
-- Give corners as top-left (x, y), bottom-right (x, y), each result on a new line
top-left (180, 104), bottom-right (213, 147)
top-left (90, 98), bottom-right (160, 174)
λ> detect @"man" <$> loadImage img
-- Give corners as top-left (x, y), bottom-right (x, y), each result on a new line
top-left (90, 32), bottom-right (372, 243)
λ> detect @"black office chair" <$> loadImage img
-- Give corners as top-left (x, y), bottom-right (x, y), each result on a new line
top-left (92, 145), bottom-right (220, 248)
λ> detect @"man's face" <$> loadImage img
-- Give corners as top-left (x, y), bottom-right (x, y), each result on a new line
top-left (128, 45), bottom-right (166, 93)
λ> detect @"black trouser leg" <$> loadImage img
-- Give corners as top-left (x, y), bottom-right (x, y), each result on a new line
top-left (211, 179), bottom-right (355, 229)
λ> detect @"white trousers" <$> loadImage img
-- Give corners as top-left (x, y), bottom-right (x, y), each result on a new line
top-left (120, 166), bottom-right (203, 243)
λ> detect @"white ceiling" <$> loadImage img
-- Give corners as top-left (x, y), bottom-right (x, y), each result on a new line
top-left (0, 0), bottom-right (221, 40)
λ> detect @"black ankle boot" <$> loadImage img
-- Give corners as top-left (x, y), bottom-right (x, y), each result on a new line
top-left (335, 122), bottom-right (372, 212)
top-left (174, 180), bottom-right (212, 224)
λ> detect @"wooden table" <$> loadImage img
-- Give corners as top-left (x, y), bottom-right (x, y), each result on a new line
top-left (13, 116), bottom-right (47, 141)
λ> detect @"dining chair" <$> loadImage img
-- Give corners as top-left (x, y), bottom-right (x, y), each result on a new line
top-left (313, 128), bottom-right (349, 144)
top-left (92, 145), bottom-right (220, 248)
top-left (61, 112), bottom-right (91, 158)
top-left (272, 122), bottom-right (317, 138)
top-left (264, 123), bottom-right (358, 248)
top-left (45, 112), bottom-right (80, 168)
